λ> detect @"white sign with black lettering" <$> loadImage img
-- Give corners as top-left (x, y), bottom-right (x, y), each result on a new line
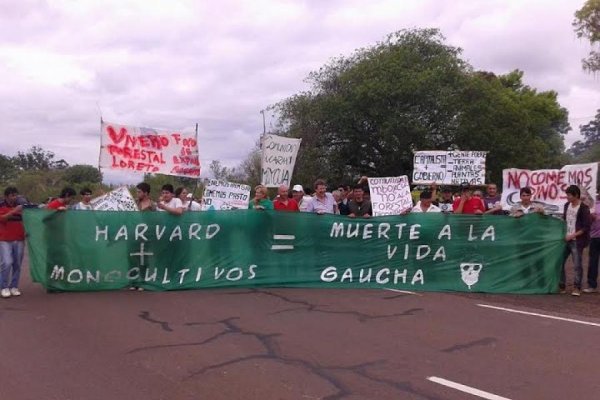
top-left (261, 134), bottom-right (302, 188)
top-left (201, 179), bottom-right (251, 211)
top-left (90, 187), bottom-right (138, 211)
top-left (412, 151), bottom-right (487, 185)
top-left (368, 176), bottom-right (413, 216)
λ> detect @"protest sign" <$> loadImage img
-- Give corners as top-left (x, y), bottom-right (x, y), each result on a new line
top-left (201, 179), bottom-right (251, 211)
top-left (261, 134), bottom-right (302, 187)
top-left (90, 187), bottom-right (138, 211)
top-left (368, 176), bottom-right (413, 216)
top-left (99, 121), bottom-right (200, 178)
top-left (24, 210), bottom-right (564, 294)
top-left (500, 163), bottom-right (598, 214)
top-left (412, 151), bottom-right (487, 185)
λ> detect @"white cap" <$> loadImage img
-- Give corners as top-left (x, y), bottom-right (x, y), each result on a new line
top-left (292, 184), bottom-right (304, 192)
top-left (186, 193), bottom-right (193, 199)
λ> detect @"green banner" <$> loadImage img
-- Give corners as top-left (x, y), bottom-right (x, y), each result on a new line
top-left (23, 209), bottom-right (565, 293)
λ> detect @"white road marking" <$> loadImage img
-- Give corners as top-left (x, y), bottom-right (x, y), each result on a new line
top-left (273, 235), bottom-right (295, 240)
top-left (477, 304), bottom-right (600, 328)
top-left (427, 376), bottom-right (511, 400)
top-left (270, 245), bottom-right (294, 250)
top-left (383, 288), bottom-right (421, 296)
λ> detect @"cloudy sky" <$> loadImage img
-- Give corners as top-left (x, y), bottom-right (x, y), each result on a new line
top-left (0, 0), bottom-right (597, 182)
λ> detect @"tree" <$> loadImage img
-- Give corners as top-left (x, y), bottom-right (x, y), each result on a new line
top-left (569, 109), bottom-right (600, 161)
top-left (12, 146), bottom-right (69, 171)
top-left (573, 0), bottom-right (600, 72)
top-left (63, 165), bottom-right (103, 184)
top-left (0, 154), bottom-right (17, 182)
top-left (270, 29), bottom-right (570, 186)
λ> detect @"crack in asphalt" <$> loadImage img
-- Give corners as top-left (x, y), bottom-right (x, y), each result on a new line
top-left (138, 310), bottom-right (173, 332)
top-left (441, 337), bottom-right (498, 353)
top-left (129, 290), bottom-right (438, 399)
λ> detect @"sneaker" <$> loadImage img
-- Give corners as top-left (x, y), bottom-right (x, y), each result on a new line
top-left (559, 288), bottom-right (567, 294)
top-left (137, 287), bottom-right (145, 292)
top-left (583, 288), bottom-right (598, 293)
top-left (571, 289), bottom-right (582, 297)
top-left (9, 288), bottom-right (21, 296)
top-left (1, 288), bottom-right (11, 298)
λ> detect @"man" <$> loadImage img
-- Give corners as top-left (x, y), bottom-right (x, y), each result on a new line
top-left (438, 187), bottom-right (454, 213)
top-left (306, 179), bottom-right (337, 215)
top-left (509, 187), bottom-right (545, 217)
top-left (136, 183), bottom-right (157, 211)
top-left (412, 191), bottom-right (441, 213)
top-left (453, 183), bottom-right (485, 214)
top-left (157, 184), bottom-right (185, 215)
top-left (73, 188), bottom-right (93, 210)
top-left (291, 184), bottom-right (312, 212)
top-left (483, 183), bottom-right (504, 215)
top-left (560, 185), bottom-right (591, 296)
top-left (584, 193), bottom-right (600, 293)
top-left (273, 185), bottom-right (299, 212)
top-left (0, 187), bottom-right (25, 298)
top-left (46, 187), bottom-right (76, 210)
top-left (348, 185), bottom-right (372, 218)
top-left (337, 185), bottom-right (351, 215)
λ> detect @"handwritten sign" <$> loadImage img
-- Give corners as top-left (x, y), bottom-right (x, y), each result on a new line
top-left (90, 187), bottom-right (138, 211)
top-left (412, 151), bottom-right (486, 185)
top-left (368, 176), bottom-right (413, 216)
top-left (500, 163), bottom-right (598, 214)
top-left (99, 121), bottom-right (200, 178)
top-left (261, 134), bottom-right (302, 188)
top-left (201, 179), bottom-right (251, 211)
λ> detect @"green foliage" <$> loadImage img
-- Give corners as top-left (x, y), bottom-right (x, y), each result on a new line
top-left (63, 165), bottom-right (103, 185)
top-left (13, 146), bottom-right (69, 171)
top-left (569, 109), bottom-right (600, 158)
top-left (573, 0), bottom-right (600, 72)
top-left (0, 155), bottom-right (17, 182)
top-left (269, 29), bottom-right (570, 186)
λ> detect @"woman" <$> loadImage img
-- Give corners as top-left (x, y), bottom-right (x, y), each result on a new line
top-left (175, 187), bottom-right (201, 211)
top-left (248, 185), bottom-right (273, 210)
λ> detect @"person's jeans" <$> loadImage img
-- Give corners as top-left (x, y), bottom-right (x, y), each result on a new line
top-left (588, 237), bottom-right (600, 289)
top-left (0, 241), bottom-right (24, 289)
top-left (561, 241), bottom-right (583, 290)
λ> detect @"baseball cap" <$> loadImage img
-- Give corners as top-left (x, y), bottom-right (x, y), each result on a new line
top-left (460, 182), bottom-right (471, 191)
top-left (186, 193), bottom-right (193, 199)
top-left (292, 184), bottom-right (304, 192)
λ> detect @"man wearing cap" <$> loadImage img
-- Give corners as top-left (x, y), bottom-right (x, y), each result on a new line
top-left (438, 187), bottom-right (454, 213)
top-left (453, 183), bottom-right (485, 214)
top-left (274, 185), bottom-right (299, 212)
top-left (291, 184), bottom-right (312, 212)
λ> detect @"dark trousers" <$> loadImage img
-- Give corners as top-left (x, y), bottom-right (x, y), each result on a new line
top-left (587, 237), bottom-right (600, 289)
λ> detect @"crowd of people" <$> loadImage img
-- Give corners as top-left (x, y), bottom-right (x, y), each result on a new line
top-left (0, 177), bottom-right (598, 298)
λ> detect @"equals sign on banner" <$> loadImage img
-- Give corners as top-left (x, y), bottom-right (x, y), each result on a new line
top-left (271, 235), bottom-right (295, 251)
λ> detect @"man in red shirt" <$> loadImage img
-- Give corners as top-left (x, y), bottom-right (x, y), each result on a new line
top-left (453, 183), bottom-right (485, 215)
top-left (273, 185), bottom-right (299, 212)
top-left (47, 187), bottom-right (76, 210)
top-left (0, 187), bottom-right (26, 298)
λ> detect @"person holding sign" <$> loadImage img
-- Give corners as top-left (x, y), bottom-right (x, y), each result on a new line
top-left (249, 185), bottom-right (273, 210)
top-left (176, 187), bottom-right (201, 211)
top-left (273, 185), bottom-right (299, 212)
top-left (307, 179), bottom-right (337, 215)
top-left (412, 191), bottom-right (441, 213)
top-left (509, 187), bottom-right (545, 217)
top-left (453, 183), bottom-right (485, 215)
top-left (560, 185), bottom-right (591, 297)
top-left (157, 184), bottom-right (185, 215)
top-left (348, 185), bottom-right (372, 218)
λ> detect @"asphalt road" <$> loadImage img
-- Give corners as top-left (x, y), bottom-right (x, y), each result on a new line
top-left (1, 264), bottom-right (599, 400)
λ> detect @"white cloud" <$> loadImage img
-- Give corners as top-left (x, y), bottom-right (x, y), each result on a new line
top-left (0, 0), bottom-right (597, 184)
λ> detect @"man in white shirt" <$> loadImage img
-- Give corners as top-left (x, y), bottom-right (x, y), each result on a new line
top-left (292, 184), bottom-right (313, 212)
top-left (509, 187), bottom-right (545, 217)
top-left (157, 184), bottom-right (185, 215)
top-left (306, 179), bottom-right (337, 215)
top-left (412, 191), bottom-right (441, 213)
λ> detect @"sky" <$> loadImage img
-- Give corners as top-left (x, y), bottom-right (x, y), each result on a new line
top-left (0, 0), bottom-right (598, 183)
